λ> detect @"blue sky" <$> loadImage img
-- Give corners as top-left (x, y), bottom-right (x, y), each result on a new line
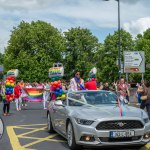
top-left (0, 0), bottom-right (150, 53)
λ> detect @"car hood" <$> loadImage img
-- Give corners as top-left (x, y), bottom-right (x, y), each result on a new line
top-left (68, 105), bottom-right (146, 120)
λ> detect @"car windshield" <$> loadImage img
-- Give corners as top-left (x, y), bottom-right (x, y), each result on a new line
top-left (68, 91), bottom-right (118, 106)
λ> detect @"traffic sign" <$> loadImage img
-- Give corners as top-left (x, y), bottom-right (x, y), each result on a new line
top-left (124, 51), bottom-right (145, 73)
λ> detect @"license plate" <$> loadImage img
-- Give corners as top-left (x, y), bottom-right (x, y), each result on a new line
top-left (110, 131), bottom-right (135, 138)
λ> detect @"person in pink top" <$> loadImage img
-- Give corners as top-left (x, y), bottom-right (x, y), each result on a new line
top-left (117, 78), bottom-right (130, 102)
top-left (50, 86), bottom-right (56, 100)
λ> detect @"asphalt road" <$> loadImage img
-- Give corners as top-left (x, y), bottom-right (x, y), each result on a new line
top-left (0, 102), bottom-right (149, 150)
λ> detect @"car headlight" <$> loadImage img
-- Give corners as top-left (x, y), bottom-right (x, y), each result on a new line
top-left (143, 118), bottom-right (149, 123)
top-left (75, 118), bottom-right (94, 125)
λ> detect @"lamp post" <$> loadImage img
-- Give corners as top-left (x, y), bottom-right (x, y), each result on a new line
top-left (104, 0), bottom-right (121, 79)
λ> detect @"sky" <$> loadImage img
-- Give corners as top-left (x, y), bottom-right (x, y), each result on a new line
top-left (0, 0), bottom-right (150, 53)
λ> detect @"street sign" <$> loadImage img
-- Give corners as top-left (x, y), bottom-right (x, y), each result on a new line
top-left (124, 51), bottom-right (145, 73)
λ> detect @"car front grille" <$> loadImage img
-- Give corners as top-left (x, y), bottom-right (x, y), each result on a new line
top-left (99, 136), bottom-right (141, 142)
top-left (96, 120), bottom-right (143, 130)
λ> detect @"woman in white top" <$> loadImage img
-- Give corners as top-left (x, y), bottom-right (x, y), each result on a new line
top-left (70, 71), bottom-right (84, 91)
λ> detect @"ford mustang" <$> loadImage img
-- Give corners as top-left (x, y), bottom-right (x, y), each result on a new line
top-left (47, 90), bottom-right (150, 150)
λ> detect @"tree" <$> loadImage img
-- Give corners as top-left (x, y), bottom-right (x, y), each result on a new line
top-left (63, 27), bottom-right (100, 79)
top-left (4, 21), bottom-right (65, 82)
top-left (134, 29), bottom-right (150, 82)
top-left (97, 29), bottom-right (134, 82)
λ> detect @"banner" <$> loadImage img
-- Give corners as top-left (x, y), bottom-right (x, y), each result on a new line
top-left (23, 88), bottom-right (44, 102)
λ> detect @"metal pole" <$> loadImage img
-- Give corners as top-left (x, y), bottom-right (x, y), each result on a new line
top-left (142, 73), bottom-right (144, 81)
top-left (126, 73), bottom-right (128, 83)
top-left (118, 0), bottom-right (121, 79)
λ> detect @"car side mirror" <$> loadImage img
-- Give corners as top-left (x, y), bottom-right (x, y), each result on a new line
top-left (54, 100), bottom-right (64, 107)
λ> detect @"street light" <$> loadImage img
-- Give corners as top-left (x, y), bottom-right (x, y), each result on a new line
top-left (104, 0), bottom-right (121, 79)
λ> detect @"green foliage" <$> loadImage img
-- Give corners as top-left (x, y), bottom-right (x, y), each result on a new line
top-left (4, 21), bottom-right (65, 82)
top-left (96, 29), bottom-right (134, 82)
top-left (134, 29), bottom-right (150, 82)
top-left (3, 20), bottom-right (149, 83)
top-left (63, 27), bottom-right (100, 80)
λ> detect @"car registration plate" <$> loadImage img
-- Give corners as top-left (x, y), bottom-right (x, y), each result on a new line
top-left (110, 131), bottom-right (135, 138)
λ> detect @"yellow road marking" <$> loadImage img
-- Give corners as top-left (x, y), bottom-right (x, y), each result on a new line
top-left (17, 124), bottom-right (46, 127)
top-left (15, 126), bottom-right (38, 130)
top-left (22, 134), bottom-right (58, 148)
top-left (7, 126), bottom-right (27, 150)
top-left (19, 135), bottom-right (66, 143)
top-left (17, 127), bottom-right (46, 137)
top-left (7, 124), bottom-right (150, 150)
top-left (144, 142), bottom-right (150, 149)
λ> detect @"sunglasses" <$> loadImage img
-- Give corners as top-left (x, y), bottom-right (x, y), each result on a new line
top-left (76, 73), bottom-right (80, 75)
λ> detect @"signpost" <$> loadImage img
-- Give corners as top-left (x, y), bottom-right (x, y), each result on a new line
top-left (124, 51), bottom-right (145, 73)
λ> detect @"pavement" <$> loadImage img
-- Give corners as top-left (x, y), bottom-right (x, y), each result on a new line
top-left (0, 102), bottom-right (149, 150)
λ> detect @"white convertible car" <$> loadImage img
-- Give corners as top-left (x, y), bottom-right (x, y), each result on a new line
top-left (47, 90), bottom-right (150, 150)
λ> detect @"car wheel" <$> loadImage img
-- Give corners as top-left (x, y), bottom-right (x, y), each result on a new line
top-left (47, 112), bottom-right (54, 133)
top-left (67, 121), bottom-right (82, 150)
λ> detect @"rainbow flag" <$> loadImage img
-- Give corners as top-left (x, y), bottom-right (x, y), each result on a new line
top-left (23, 88), bottom-right (44, 102)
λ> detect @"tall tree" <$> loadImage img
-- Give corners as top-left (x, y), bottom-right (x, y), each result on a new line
top-left (4, 21), bottom-right (65, 82)
top-left (63, 27), bottom-right (100, 79)
top-left (134, 29), bottom-right (150, 81)
top-left (98, 29), bottom-right (134, 82)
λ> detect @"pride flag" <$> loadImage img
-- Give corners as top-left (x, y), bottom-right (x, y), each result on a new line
top-left (23, 88), bottom-right (44, 102)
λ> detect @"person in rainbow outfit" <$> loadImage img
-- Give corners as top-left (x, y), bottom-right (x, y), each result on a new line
top-left (1, 82), bottom-right (10, 116)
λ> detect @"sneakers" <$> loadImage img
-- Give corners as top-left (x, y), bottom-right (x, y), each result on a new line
top-left (3, 113), bottom-right (10, 116)
top-left (6, 113), bottom-right (10, 116)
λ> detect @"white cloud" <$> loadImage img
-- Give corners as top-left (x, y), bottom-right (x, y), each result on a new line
top-left (123, 17), bottom-right (150, 37)
top-left (0, 0), bottom-right (150, 53)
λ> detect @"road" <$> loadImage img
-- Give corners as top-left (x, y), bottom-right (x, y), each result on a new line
top-left (0, 102), bottom-right (149, 150)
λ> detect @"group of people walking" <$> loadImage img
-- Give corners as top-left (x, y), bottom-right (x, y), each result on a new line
top-left (70, 71), bottom-right (150, 119)
top-left (0, 70), bottom-right (150, 119)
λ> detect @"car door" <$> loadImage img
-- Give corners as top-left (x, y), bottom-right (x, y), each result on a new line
top-left (52, 100), bottom-right (67, 135)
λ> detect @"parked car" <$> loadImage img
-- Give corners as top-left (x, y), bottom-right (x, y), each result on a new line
top-left (47, 90), bottom-right (150, 150)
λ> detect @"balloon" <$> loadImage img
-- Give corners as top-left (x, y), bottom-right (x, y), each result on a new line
top-left (54, 81), bottom-right (58, 86)
top-left (7, 82), bottom-right (11, 86)
top-left (10, 83), bottom-right (14, 87)
top-left (61, 94), bottom-right (66, 98)
top-left (9, 80), bottom-right (13, 83)
top-left (52, 85), bottom-right (57, 89)
top-left (58, 92), bottom-right (61, 96)
top-left (56, 88), bottom-right (60, 91)
top-left (59, 89), bottom-right (62, 93)
top-left (55, 91), bottom-right (59, 96)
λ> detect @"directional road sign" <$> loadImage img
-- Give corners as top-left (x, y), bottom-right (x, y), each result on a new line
top-left (124, 51), bottom-right (145, 73)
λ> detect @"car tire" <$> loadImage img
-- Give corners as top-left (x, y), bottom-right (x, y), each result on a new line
top-left (47, 112), bottom-right (54, 133)
top-left (67, 121), bottom-right (82, 150)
